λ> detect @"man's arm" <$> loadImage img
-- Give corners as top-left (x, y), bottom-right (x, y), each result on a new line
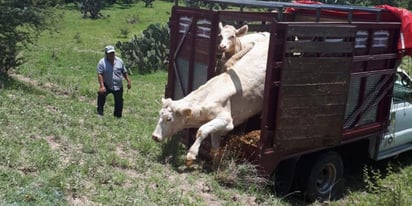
top-left (123, 72), bottom-right (131, 90)
top-left (98, 73), bottom-right (106, 94)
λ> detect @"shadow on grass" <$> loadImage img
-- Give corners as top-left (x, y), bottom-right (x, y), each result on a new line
top-left (157, 133), bottom-right (217, 174)
top-left (158, 135), bottom-right (187, 167)
top-left (0, 74), bottom-right (47, 95)
top-left (274, 149), bottom-right (412, 205)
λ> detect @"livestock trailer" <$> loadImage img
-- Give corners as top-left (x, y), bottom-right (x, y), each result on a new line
top-left (165, 0), bottom-right (412, 201)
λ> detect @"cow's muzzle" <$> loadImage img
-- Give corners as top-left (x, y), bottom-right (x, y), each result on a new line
top-left (218, 45), bottom-right (227, 52)
top-left (152, 135), bottom-right (161, 142)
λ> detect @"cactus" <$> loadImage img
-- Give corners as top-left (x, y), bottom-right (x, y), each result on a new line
top-left (76, 0), bottom-right (103, 19)
top-left (116, 23), bottom-right (169, 74)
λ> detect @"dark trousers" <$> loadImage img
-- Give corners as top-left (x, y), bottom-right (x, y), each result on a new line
top-left (97, 87), bottom-right (124, 118)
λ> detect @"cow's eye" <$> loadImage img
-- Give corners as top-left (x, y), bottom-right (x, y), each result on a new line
top-left (166, 117), bottom-right (172, 122)
top-left (229, 35), bottom-right (235, 39)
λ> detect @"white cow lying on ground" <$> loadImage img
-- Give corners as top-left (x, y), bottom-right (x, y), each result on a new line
top-left (152, 36), bottom-right (270, 165)
top-left (217, 22), bottom-right (270, 72)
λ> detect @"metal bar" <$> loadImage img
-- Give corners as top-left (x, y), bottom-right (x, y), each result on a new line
top-left (354, 80), bottom-right (394, 128)
top-left (203, 0), bottom-right (385, 13)
top-left (207, 14), bottom-right (220, 79)
top-left (277, 7), bottom-right (283, 21)
top-left (173, 18), bottom-right (193, 60)
top-left (377, 10), bottom-right (381, 22)
top-left (342, 125), bottom-right (382, 142)
top-left (343, 74), bottom-right (392, 128)
top-left (348, 9), bottom-right (353, 23)
top-left (173, 17), bottom-right (194, 97)
top-left (188, 17), bottom-right (198, 94)
top-left (172, 61), bottom-right (186, 97)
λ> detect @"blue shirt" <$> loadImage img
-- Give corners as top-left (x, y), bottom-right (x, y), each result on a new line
top-left (97, 56), bottom-right (127, 91)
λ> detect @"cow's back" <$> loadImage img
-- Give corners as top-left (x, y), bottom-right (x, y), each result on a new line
top-left (177, 37), bottom-right (270, 126)
top-left (239, 32), bottom-right (270, 46)
top-left (229, 38), bottom-right (269, 125)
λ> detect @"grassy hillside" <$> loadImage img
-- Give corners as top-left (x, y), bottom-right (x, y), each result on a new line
top-left (1, 1), bottom-right (411, 205)
top-left (0, 2), bottom-right (284, 205)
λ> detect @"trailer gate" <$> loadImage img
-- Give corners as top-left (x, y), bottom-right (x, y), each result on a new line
top-left (274, 24), bottom-right (356, 151)
top-left (166, 7), bottom-right (218, 100)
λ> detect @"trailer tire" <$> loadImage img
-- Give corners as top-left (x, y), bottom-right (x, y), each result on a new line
top-left (304, 151), bottom-right (344, 202)
top-left (271, 157), bottom-right (299, 197)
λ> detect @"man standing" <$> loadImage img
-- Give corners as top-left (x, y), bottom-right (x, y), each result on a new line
top-left (96, 45), bottom-right (131, 118)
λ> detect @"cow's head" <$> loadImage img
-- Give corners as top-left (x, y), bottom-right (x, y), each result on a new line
top-left (218, 22), bottom-right (248, 55)
top-left (152, 98), bottom-right (192, 142)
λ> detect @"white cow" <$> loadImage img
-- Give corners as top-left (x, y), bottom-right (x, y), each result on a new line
top-left (217, 22), bottom-right (270, 72)
top-left (152, 36), bottom-right (270, 165)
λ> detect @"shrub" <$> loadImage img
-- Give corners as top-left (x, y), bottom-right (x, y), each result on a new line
top-left (120, 28), bottom-right (129, 38)
top-left (144, 0), bottom-right (154, 7)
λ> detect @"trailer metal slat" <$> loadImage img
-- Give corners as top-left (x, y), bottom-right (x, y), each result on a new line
top-left (277, 120), bottom-right (344, 138)
top-left (353, 53), bottom-right (398, 61)
top-left (286, 41), bottom-right (354, 53)
top-left (350, 69), bottom-right (395, 78)
top-left (280, 94), bottom-right (347, 108)
top-left (283, 57), bottom-right (352, 84)
top-left (279, 105), bottom-right (346, 119)
top-left (285, 25), bottom-right (356, 53)
top-left (280, 84), bottom-right (348, 96)
top-left (287, 24), bottom-right (357, 37)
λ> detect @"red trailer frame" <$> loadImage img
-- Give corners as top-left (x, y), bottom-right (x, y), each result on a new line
top-left (166, 2), bottom-right (402, 176)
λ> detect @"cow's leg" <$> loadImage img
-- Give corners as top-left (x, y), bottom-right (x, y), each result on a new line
top-left (209, 133), bottom-right (224, 165)
top-left (186, 117), bottom-right (234, 164)
top-left (210, 133), bottom-right (221, 149)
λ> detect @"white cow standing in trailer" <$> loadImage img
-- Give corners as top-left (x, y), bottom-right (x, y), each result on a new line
top-left (152, 36), bottom-right (270, 165)
top-left (217, 22), bottom-right (270, 72)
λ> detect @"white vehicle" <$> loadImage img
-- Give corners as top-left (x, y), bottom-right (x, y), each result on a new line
top-left (378, 69), bottom-right (412, 160)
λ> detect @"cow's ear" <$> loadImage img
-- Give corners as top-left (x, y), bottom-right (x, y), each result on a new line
top-left (236, 25), bottom-right (248, 36)
top-left (219, 22), bottom-right (224, 30)
top-left (180, 108), bottom-right (192, 119)
top-left (162, 98), bottom-right (172, 106)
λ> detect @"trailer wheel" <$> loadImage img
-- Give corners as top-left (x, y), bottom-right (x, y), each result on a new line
top-left (304, 151), bottom-right (344, 202)
top-left (271, 157), bottom-right (299, 197)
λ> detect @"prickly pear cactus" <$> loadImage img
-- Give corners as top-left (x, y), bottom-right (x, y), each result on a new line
top-left (116, 23), bottom-right (169, 74)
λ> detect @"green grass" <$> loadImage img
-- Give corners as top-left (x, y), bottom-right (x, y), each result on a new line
top-left (1, 1), bottom-right (412, 205)
top-left (0, 2), bottom-right (286, 205)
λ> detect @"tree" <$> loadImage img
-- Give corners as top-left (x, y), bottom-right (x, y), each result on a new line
top-left (0, 0), bottom-right (58, 75)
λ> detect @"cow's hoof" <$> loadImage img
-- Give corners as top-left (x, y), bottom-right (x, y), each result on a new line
top-left (185, 159), bottom-right (194, 167)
